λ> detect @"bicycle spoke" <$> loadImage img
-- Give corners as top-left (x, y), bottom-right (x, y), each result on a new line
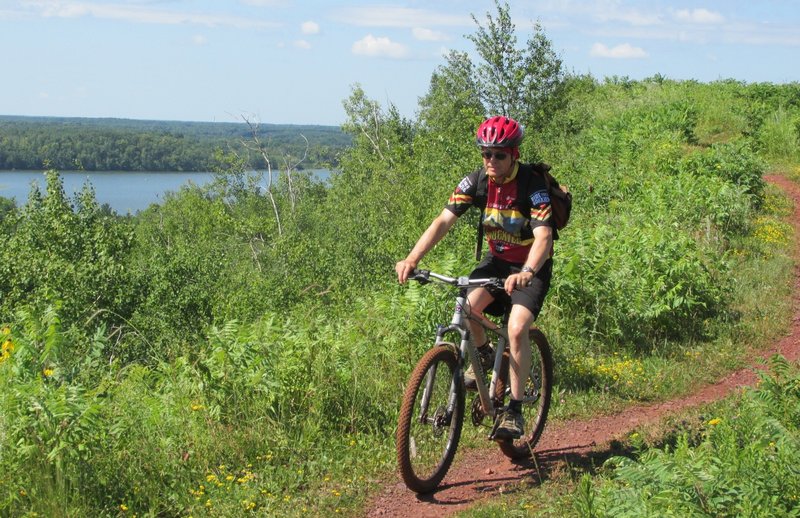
top-left (397, 346), bottom-right (464, 493)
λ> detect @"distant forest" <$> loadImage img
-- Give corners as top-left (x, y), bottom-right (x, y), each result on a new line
top-left (0, 116), bottom-right (352, 172)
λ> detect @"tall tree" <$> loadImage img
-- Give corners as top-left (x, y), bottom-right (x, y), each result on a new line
top-left (467, 0), bottom-right (566, 130)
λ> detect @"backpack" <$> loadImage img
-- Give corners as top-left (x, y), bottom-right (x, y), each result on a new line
top-left (473, 162), bottom-right (572, 260)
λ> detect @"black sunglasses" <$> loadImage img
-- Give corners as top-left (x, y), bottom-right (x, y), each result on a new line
top-left (481, 150), bottom-right (508, 160)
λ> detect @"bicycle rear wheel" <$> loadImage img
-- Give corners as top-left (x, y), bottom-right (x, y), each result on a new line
top-left (396, 345), bottom-right (465, 493)
top-left (496, 328), bottom-right (554, 459)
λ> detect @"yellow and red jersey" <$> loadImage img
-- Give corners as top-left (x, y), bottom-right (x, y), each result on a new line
top-left (446, 163), bottom-right (553, 264)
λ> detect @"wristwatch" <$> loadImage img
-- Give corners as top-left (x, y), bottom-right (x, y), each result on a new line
top-left (520, 265), bottom-right (535, 275)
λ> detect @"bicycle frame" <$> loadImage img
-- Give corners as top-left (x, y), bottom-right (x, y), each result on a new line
top-left (419, 272), bottom-right (510, 424)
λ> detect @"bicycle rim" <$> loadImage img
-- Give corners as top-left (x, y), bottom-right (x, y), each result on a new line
top-left (497, 328), bottom-right (554, 459)
top-left (396, 345), bottom-right (464, 493)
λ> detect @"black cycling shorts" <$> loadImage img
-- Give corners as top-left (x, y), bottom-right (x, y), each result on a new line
top-left (468, 254), bottom-right (552, 318)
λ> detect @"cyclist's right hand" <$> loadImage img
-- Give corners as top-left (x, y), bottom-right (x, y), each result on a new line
top-left (395, 259), bottom-right (418, 284)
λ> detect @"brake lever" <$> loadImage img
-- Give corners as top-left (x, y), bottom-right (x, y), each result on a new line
top-left (409, 269), bottom-right (431, 284)
top-left (487, 277), bottom-right (505, 290)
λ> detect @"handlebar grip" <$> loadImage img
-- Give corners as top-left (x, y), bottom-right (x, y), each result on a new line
top-left (409, 269), bottom-right (431, 283)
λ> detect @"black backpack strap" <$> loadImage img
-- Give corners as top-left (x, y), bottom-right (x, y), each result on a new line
top-left (528, 162), bottom-right (560, 239)
top-left (516, 163), bottom-right (534, 212)
top-left (474, 168), bottom-right (487, 261)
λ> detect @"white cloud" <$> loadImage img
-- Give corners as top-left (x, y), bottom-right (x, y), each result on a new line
top-left (536, 0), bottom-right (661, 26)
top-left (21, 1), bottom-right (279, 29)
top-left (192, 34), bottom-right (207, 46)
top-left (412, 27), bottom-right (449, 42)
top-left (352, 34), bottom-right (409, 58)
top-left (596, 10), bottom-right (661, 27)
top-left (335, 6), bottom-right (470, 28)
top-left (294, 39), bottom-right (311, 50)
top-left (301, 20), bottom-right (319, 35)
top-left (590, 42), bottom-right (648, 59)
top-left (675, 8), bottom-right (724, 24)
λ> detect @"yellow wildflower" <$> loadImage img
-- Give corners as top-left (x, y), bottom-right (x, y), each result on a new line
top-left (43, 368), bottom-right (54, 377)
top-left (120, 504), bottom-right (129, 512)
top-left (1, 326), bottom-right (10, 335)
top-left (708, 418), bottom-right (722, 426)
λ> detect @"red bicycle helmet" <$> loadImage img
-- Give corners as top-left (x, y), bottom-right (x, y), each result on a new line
top-left (475, 116), bottom-right (524, 148)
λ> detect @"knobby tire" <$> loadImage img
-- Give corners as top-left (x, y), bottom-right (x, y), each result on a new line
top-left (396, 345), bottom-right (465, 493)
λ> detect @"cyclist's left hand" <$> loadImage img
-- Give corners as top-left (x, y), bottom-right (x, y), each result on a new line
top-left (396, 259), bottom-right (418, 284)
top-left (505, 272), bottom-right (533, 295)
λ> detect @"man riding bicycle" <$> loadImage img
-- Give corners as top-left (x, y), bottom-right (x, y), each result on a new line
top-left (395, 116), bottom-right (554, 440)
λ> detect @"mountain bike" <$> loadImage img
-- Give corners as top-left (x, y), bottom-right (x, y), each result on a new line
top-left (396, 269), bottom-right (554, 494)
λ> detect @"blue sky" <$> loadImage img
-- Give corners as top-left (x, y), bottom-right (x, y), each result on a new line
top-left (2, 0), bottom-right (798, 126)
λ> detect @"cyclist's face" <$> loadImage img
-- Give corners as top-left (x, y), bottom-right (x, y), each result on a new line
top-left (481, 148), bottom-right (514, 182)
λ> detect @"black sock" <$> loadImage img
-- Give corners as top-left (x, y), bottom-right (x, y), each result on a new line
top-left (508, 399), bottom-right (523, 414)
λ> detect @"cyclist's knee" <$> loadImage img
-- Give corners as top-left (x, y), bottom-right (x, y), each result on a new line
top-left (508, 307), bottom-right (535, 342)
top-left (466, 287), bottom-right (493, 314)
top-left (507, 326), bottom-right (529, 351)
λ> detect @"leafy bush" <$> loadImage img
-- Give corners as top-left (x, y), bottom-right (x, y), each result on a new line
top-left (758, 106), bottom-right (800, 162)
top-left (0, 171), bottom-right (134, 354)
top-left (554, 216), bottom-right (731, 350)
top-left (0, 308), bottom-right (114, 516)
top-left (678, 140), bottom-right (767, 203)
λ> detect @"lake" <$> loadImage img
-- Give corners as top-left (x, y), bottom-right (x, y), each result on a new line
top-left (0, 170), bottom-right (329, 214)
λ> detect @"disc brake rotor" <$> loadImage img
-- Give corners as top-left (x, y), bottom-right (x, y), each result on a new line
top-left (431, 406), bottom-right (449, 437)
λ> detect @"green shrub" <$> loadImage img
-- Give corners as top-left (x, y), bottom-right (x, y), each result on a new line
top-left (759, 106), bottom-right (800, 161)
top-left (554, 216), bottom-right (730, 350)
top-left (678, 140), bottom-right (766, 203)
top-left (0, 172), bottom-right (134, 333)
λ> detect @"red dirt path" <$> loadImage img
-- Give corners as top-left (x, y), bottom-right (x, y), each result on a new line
top-left (366, 174), bottom-right (800, 518)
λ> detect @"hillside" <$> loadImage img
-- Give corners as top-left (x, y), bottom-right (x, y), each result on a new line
top-left (0, 115), bottom-right (351, 171)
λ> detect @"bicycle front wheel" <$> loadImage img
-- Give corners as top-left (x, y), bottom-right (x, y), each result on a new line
top-left (396, 344), bottom-right (465, 493)
top-left (497, 328), bottom-right (554, 459)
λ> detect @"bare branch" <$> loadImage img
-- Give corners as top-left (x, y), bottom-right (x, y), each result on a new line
top-left (241, 115), bottom-right (283, 236)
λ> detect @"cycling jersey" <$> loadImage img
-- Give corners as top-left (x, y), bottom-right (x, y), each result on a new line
top-left (445, 163), bottom-right (553, 264)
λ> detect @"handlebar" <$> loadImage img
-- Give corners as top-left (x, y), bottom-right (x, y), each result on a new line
top-left (409, 269), bottom-right (504, 290)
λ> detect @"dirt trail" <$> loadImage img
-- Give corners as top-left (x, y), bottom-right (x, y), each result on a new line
top-left (366, 175), bottom-right (800, 518)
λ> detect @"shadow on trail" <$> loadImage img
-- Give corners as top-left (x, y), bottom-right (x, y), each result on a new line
top-left (471, 440), bottom-right (638, 497)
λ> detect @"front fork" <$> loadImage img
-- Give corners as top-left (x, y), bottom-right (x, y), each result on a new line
top-left (421, 295), bottom-right (503, 422)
